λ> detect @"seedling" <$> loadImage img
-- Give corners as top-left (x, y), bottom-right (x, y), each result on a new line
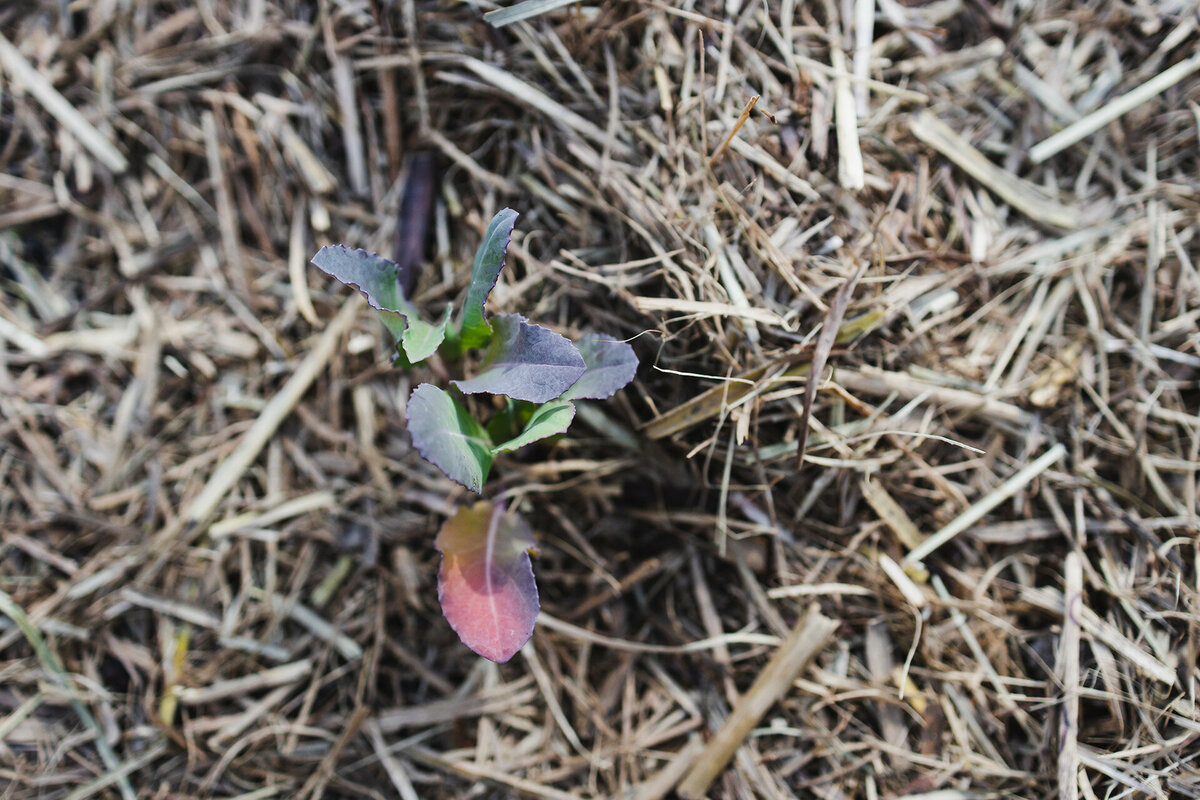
top-left (312, 209), bottom-right (637, 662)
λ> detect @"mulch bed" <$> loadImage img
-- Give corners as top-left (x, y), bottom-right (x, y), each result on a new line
top-left (1, 1), bottom-right (1198, 798)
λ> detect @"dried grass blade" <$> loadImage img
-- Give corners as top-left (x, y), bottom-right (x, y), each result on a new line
top-left (836, 367), bottom-right (1034, 428)
top-left (641, 361), bottom-right (804, 440)
top-left (1019, 585), bottom-right (1177, 686)
top-left (62, 742), bottom-right (169, 800)
top-left (627, 735), bottom-right (705, 800)
top-left (905, 443), bottom-right (1066, 566)
top-left (366, 721), bottom-right (421, 800)
top-left (831, 49), bottom-right (865, 190)
top-left (1030, 51), bottom-right (1200, 164)
top-left (910, 110), bottom-right (1077, 229)
top-left (179, 297), bottom-right (362, 533)
top-left (0, 691), bottom-right (44, 742)
top-left (176, 659), bottom-right (313, 705)
top-left (1059, 552), bottom-right (1082, 800)
top-left (331, 55), bottom-right (368, 196)
top-left (407, 745), bottom-right (583, 800)
top-left (299, 705), bottom-right (371, 800)
top-left (288, 204), bottom-right (320, 325)
top-left (861, 477), bottom-right (925, 550)
top-left (461, 57), bottom-right (628, 155)
top-left (0, 589), bottom-right (138, 800)
top-left (484, 0), bottom-right (582, 28)
top-left (0, 34), bottom-right (128, 173)
top-left (727, 137), bottom-right (820, 199)
top-left (375, 682), bottom-right (538, 731)
top-left (633, 296), bottom-right (788, 326)
top-left (794, 262), bottom-right (868, 470)
top-left (676, 605), bottom-right (839, 798)
top-left (202, 111), bottom-right (250, 299)
top-left (708, 95), bottom-right (759, 168)
top-left (537, 612), bottom-right (780, 653)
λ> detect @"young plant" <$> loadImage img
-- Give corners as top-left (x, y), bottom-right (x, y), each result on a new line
top-left (312, 209), bottom-right (637, 662)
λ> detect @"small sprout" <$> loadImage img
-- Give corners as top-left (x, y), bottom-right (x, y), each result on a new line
top-left (313, 208), bottom-right (637, 661)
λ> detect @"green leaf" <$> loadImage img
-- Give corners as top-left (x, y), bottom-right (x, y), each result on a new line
top-left (407, 383), bottom-right (493, 492)
top-left (485, 399), bottom-right (534, 444)
top-left (459, 208), bottom-right (519, 349)
top-left (311, 245), bottom-right (449, 363)
top-left (399, 304), bottom-right (453, 363)
top-left (491, 400), bottom-right (575, 454)
top-left (453, 313), bottom-right (585, 403)
top-left (436, 501), bottom-right (539, 663)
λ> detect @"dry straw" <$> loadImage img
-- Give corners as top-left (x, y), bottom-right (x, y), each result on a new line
top-left (0, 1), bottom-right (1197, 798)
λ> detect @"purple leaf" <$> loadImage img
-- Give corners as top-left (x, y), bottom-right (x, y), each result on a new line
top-left (437, 501), bottom-right (539, 663)
top-left (560, 334), bottom-right (638, 400)
top-left (311, 245), bottom-right (448, 363)
top-left (453, 314), bottom-right (585, 403)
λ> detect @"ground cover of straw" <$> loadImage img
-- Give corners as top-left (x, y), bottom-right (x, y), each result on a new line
top-left (1, 2), bottom-right (1198, 798)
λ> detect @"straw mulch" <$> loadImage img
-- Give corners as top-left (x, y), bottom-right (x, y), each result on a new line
top-left (2, 1), bottom-right (1198, 798)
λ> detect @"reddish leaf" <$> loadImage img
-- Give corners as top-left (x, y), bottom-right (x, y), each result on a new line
top-left (436, 502), bottom-right (539, 663)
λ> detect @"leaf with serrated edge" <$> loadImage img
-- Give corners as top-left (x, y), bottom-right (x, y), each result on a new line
top-left (311, 245), bottom-right (448, 363)
top-left (491, 400), bottom-right (575, 454)
top-left (437, 501), bottom-right (539, 663)
top-left (560, 334), bottom-right (638, 400)
top-left (407, 384), bottom-right (493, 492)
top-left (453, 314), bottom-right (585, 403)
top-left (459, 209), bottom-right (519, 349)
